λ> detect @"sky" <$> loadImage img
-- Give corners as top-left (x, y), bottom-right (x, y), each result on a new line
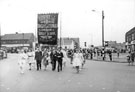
top-left (0, 0), bottom-right (135, 47)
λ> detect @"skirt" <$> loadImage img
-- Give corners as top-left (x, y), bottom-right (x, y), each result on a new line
top-left (73, 58), bottom-right (82, 67)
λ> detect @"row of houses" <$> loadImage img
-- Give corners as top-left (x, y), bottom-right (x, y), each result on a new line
top-left (0, 26), bottom-right (134, 51)
top-left (0, 32), bottom-right (80, 50)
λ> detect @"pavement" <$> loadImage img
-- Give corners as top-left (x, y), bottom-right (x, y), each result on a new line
top-left (92, 53), bottom-right (128, 63)
top-left (0, 53), bottom-right (135, 92)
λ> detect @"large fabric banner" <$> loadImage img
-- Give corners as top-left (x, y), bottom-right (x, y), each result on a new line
top-left (38, 13), bottom-right (58, 45)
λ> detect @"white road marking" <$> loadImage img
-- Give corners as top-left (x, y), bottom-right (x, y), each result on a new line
top-left (68, 80), bottom-right (71, 82)
top-left (102, 88), bottom-right (106, 90)
top-left (78, 82), bottom-right (81, 84)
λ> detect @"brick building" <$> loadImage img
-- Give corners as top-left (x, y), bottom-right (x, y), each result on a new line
top-left (58, 37), bottom-right (80, 49)
top-left (1, 32), bottom-right (35, 49)
top-left (125, 27), bottom-right (135, 51)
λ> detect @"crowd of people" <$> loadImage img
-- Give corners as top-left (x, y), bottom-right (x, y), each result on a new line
top-left (17, 47), bottom-right (134, 74)
top-left (18, 48), bottom-right (86, 74)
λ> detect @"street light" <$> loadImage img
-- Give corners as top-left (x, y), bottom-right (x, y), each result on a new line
top-left (59, 12), bottom-right (62, 50)
top-left (92, 10), bottom-right (105, 47)
top-left (0, 24), bottom-right (1, 49)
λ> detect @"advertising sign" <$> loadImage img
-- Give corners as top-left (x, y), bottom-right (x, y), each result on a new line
top-left (38, 13), bottom-right (58, 45)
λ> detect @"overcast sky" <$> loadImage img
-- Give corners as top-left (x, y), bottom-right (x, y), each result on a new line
top-left (0, 0), bottom-right (135, 47)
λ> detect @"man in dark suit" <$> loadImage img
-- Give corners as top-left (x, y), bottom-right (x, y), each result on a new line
top-left (57, 49), bottom-right (63, 72)
top-left (50, 49), bottom-right (57, 71)
top-left (108, 50), bottom-right (112, 61)
top-left (35, 48), bottom-right (42, 70)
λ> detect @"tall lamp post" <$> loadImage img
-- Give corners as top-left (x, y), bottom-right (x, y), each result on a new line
top-left (92, 10), bottom-right (105, 47)
top-left (102, 10), bottom-right (105, 47)
top-left (59, 12), bottom-right (62, 49)
top-left (0, 24), bottom-right (1, 49)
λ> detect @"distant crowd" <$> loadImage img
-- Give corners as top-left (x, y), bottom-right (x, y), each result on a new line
top-left (17, 47), bottom-right (134, 74)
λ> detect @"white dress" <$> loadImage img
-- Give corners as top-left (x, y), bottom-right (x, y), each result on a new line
top-left (18, 53), bottom-right (28, 74)
top-left (73, 53), bottom-right (82, 67)
top-left (79, 53), bottom-right (84, 64)
top-left (27, 52), bottom-right (34, 64)
top-left (61, 50), bottom-right (69, 63)
top-left (18, 53), bottom-right (28, 66)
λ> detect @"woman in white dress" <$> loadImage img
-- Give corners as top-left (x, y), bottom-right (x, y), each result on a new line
top-left (18, 50), bottom-right (28, 74)
top-left (42, 49), bottom-right (49, 70)
top-left (61, 49), bottom-right (69, 67)
top-left (27, 50), bottom-right (35, 70)
top-left (72, 50), bottom-right (82, 73)
top-left (79, 50), bottom-right (85, 69)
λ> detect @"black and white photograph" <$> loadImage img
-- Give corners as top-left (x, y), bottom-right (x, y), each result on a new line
top-left (0, 0), bottom-right (135, 92)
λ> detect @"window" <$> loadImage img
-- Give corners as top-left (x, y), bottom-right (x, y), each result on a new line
top-left (132, 34), bottom-right (134, 40)
top-left (127, 37), bottom-right (128, 42)
top-left (134, 33), bottom-right (135, 40)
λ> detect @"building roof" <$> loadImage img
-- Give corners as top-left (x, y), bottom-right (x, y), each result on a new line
top-left (1, 33), bottom-right (34, 40)
top-left (58, 38), bottom-right (73, 45)
top-left (126, 27), bottom-right (135, 36)
top-left (70, 38), bottom-right (79, 44)
top-left (62, 38), bottom-right (73, 45)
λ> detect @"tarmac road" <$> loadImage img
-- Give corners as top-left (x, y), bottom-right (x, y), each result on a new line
top-left (0, 53), bottom-right (135, 92)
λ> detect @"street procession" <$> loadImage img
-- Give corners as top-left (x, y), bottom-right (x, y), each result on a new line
top-left (0, 0), bottom-right (135, 92)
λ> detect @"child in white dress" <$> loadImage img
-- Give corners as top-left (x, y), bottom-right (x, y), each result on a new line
top-left (18, 50), bottom-right (28, 74)
top-left (27, 50), bottom-right (35, 70)
top-left (73, 50), bottom-right (82, 73)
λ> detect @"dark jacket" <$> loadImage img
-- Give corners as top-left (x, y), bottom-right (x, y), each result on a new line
top-left (35, 51), bottom-right (42, 61)
top-left (50, 51), bottom-right (57, 61)
top-left (57, 52), bottom-right (63, 61)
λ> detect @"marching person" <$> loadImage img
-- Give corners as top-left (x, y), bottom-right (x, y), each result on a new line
top-left (108, 50), bottom-right (112, 61)
top-left (42, 49), bottom-right (49, 70)
top-left (68, 50), bottom-right (74, 64)
top-left (27, 49), bottom-right (35, 70)
top-left (50, 49), bottom-right (57, 71)
top-left (61, 49), bottom-right (69, 67)
top-left (79, 50), bottom-right (85, 69)
top-left (35, 48), bottom-right (42, 71)
top-left (72, 49), bottom-right (82, 73)
top-left (57, 49), bottom-right (64, 72)
top-left (18, 50), bottom-right (28, 74)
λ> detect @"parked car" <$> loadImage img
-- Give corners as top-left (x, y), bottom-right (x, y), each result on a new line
top-left (0, 49), bottom-right (7, 59)
top-left (0, 50), bottom-right (3, 59)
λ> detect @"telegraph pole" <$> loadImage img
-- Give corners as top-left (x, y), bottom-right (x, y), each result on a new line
top-left (92, 10), bottom-right (105, 47)
top-left (0, 24), bottom-right (1, 49)
top-left (59, 12), bottom-right (62, 49)
top-left (102, 10), bottom-right (105, 47)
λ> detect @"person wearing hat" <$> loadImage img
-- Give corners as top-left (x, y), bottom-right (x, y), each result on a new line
top-left (50, 49), bottom-right (57, 71)
top-left (35, 48), bottom-right (42, 70)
